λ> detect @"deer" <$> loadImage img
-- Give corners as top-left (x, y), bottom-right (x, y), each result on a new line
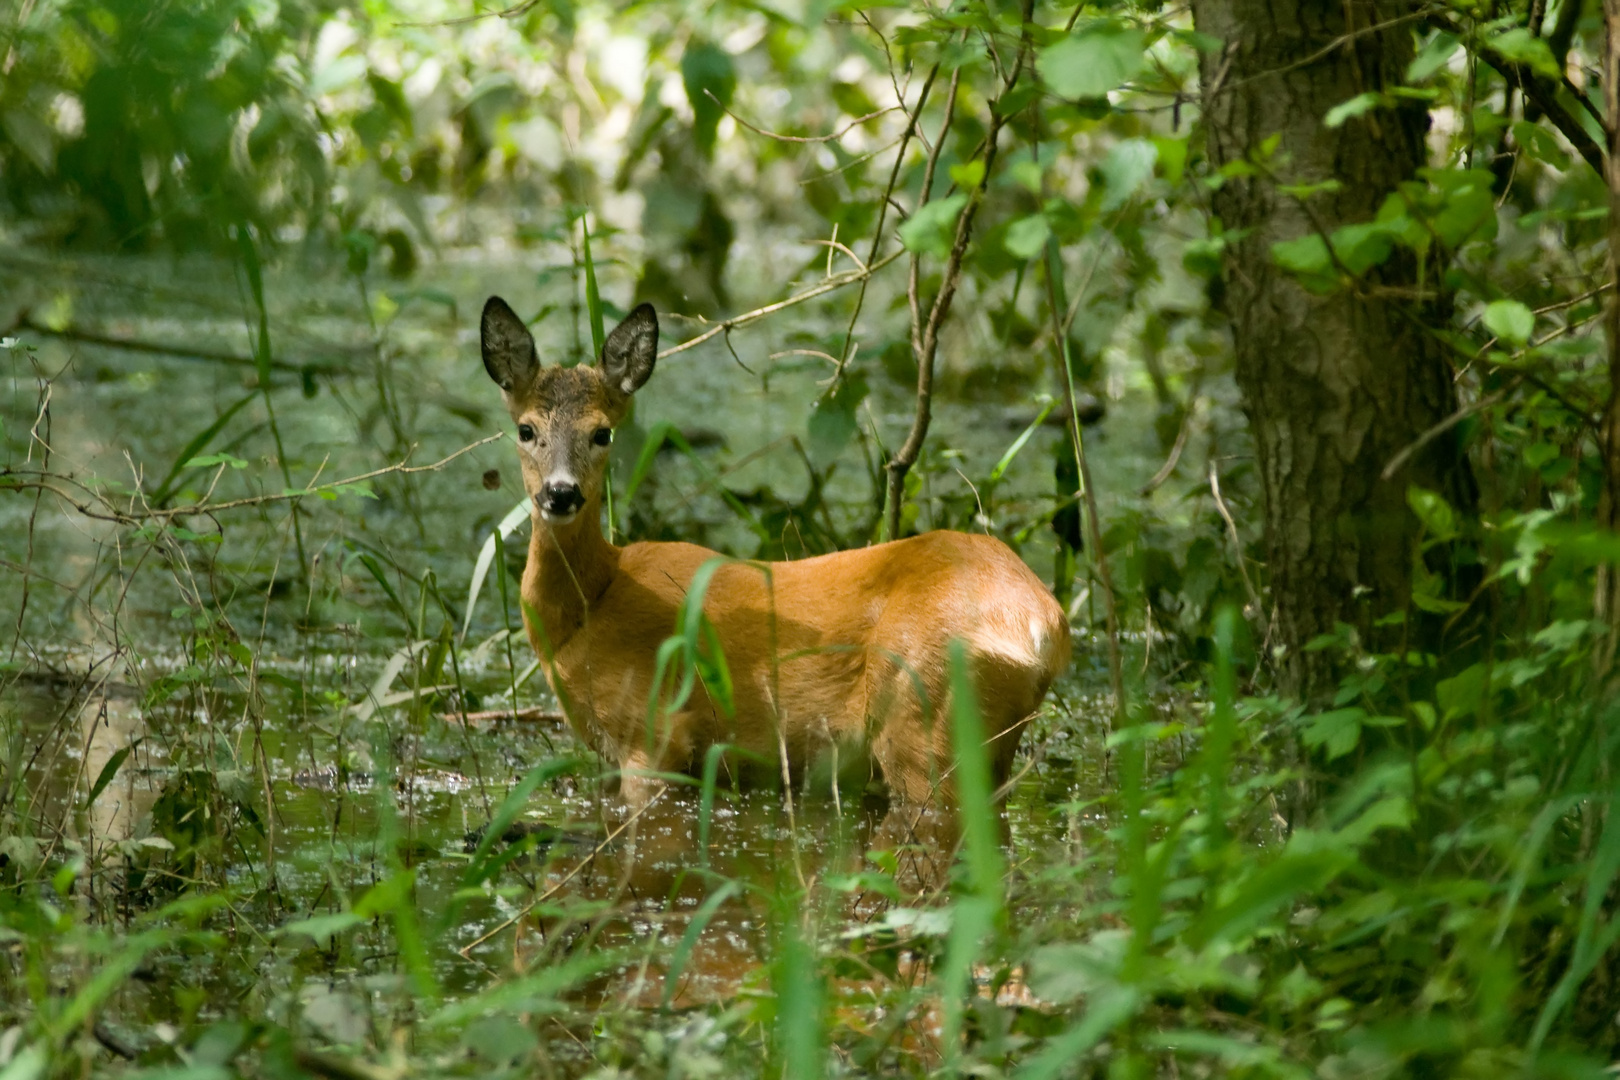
top-left (479, 295), bottom-right (1070, 820)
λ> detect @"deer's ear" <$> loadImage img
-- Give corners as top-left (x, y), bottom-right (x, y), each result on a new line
top-left (600, 303), bottom-right (658, 396)
top-left (481, 296), bottom-right (539, 391)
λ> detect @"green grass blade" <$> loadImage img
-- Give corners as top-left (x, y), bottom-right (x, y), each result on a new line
top-left (774, 919), bottom-right (826, 1080)
top-left (463, 497), bottom-right (533, 640)
top-left (1013, 989), bottom-right (1141, 1080)
top-left (661, 879), bottom-right (741, 1009)
top-left (581, 213), bottom-right (605, 358)
top-left (84, 740), bottom-right (139, 811)
top-left (988, 395), bottom-right (1056, 484)
top-left (149, 391), bottom-right (257, 504)
top-left (949, 639), bottom-right (1004, 896)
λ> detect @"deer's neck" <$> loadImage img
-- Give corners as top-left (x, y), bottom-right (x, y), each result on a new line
top-left (523, 496), bottom-right (621, 655)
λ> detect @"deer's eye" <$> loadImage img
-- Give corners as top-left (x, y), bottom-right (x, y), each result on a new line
top-left (518, 424), bottom-right (535, 442)
top-left (592, 427), bottom-right (612, 447)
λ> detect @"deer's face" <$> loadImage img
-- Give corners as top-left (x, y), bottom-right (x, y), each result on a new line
top-left (481, 298), bottom-right (659, 525)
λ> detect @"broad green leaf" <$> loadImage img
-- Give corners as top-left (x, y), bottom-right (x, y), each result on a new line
top-left (807, 372), bottom-right (868, 468)
top-left (1437, 663), bottom-right (1487, 720)
top-left (1407, 32), bottom-right (1459, 82)
top-left (898, 193), bottom-right (968, 258)
top-left (1483, 298), bottom-right (1535, 345)
top-left (1099, 138), bottom-right (1157, 211)
top-left (1037, 22), bottom-right (1145, 100)
top-left (278, 911), bottom-right (364, 946)
top-left (1433, 184), bottom-right (1496, 246)
top-left (1490, 28), bottom-right (1560, 78)
top-left (1003, 213), bottom-right (1051, 260)
top-left (1325, 92), bottom-right (1383, 128)
top-left (185, 453), bottom-right (249, 470)
top-left (1329, 222), bottom-right (1393, 274)
top-left (1270, 233), bottom-right (1331, 276)
top-left (1302, 708), bottom-right (1364, 760)
top-left (948, 159), bottom-right (985, 189)
top-left (682, 41), bottom-right (735, 157)
top-left (1513, 120), bottom-right (1570, 169)
top-left (1407, 485), bottom-right (1458, 541)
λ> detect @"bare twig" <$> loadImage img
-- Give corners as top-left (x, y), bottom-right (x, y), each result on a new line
top-left (830, 63), bottom-right (941, 390)
top-left (1139, 397), bottom-right (1201, 496)
top-left (1429, 12), bottom-right (1606, 177)
top-left (656, 250), bottom-right (906, 360)
top-left (1210, 461), bottom-right (1263, 616)
top-left (1382, 388), bottom-right (1510, 481)
top-left (2, 434), bottom-right (506, 524)
top-left (712, 91), bottom-right (900, 143)
top-left (458, 788), bottom-right (666, 957)
top-left (886, 62), bottom-right (964, 539)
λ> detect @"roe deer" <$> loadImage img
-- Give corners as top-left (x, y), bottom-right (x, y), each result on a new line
top-left (480, 296), bottom-right (1070, 811)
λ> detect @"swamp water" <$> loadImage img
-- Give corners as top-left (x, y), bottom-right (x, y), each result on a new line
top-left (0, 240), bottom-right (1163, 1064)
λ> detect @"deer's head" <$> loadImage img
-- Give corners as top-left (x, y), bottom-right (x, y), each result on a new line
top-left (481, 297), bottom-right (658, 525)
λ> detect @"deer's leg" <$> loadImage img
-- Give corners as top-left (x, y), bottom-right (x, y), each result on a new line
top-left (616, 712), bottom-right (699, 808)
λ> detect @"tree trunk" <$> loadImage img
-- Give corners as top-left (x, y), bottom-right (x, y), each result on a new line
top-left (1192, 0), bottom-right (1478, 704)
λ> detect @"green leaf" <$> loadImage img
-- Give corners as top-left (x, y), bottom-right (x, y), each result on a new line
top-left (1437, 663), bottom-right (1487, 720)
top-left (1513, 120), bottom-right (1570, 169)
top-left (184, 453), bottom-right (249, 470)
top-left (1325, 92), bottom-right (1384, 128)
top-left (1003, 214), bottom-right (1051, 260)
top-left (85, 742), bottom-right (139, 810)
top-left (807, 372), bottom-right (868, 469)
top-left (1099, 138), bottom-right (1157, 211)
top-left (1432, 183), bottom-right (1496, 247)
top-left (1407, 32), bottom-right (1459, 82)
top-left (1407, 485), bottom-right (1458, 541)
top-left (1037, 22), bottom-right (1146, 100)
top-left (1483, 298), bottom-right (1535, 345)
top-left (1270, 234), bottom-right (1332, 276)
top-left (580, 214), bottom-right (605, 359)
top-left (1302, 708), bottom-right (1365, 760)
top-left (899, 193), bottom-right (969, 258)
top-left (150, 392), bottom-right (257, 504)
top-left (682, 41), bottom-right (736, 157)
top-left (948, 159), bottom-right (985, 190)
top-left (1329, 222), bottom-right (1393, 274)
top-left (1490, 28), bottom-right (1560, 78)
top-left (1154, 134), bottom-right (1189, 185)
top-left (279, 911), bottom-right (364, 946)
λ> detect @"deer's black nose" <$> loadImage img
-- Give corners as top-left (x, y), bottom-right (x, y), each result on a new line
top-left (539, 481), bottom-right (584, 517)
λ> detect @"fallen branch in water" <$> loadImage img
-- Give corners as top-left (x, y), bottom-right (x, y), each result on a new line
top-left (11, 315), bottom-right (350, 377)
top-left (439, 706), bottom-right (565, 725)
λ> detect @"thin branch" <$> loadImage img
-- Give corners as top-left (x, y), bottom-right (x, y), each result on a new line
top-left (886, 6), bottom-right (1038, 539)
top-left (1139, 397), bottom-right (1201, 495)
top-left (1430, 12), bottom-right (1607, 177)
top-left (2, 434), bottom-right (506, 524)
top-left (712, 92), bottom-right (900, 143)
top-left (830, 61), bottom-right (942, 391)
top-left (656, 250), bottom-right (906, 360)
top-left (1210, 461), bottom-right (1263, 616)
top-left (1381, 387), bottom-right (1510, 481)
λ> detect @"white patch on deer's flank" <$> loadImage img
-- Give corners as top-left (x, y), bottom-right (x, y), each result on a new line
top-left (1029, 618), bottom-right (1050, 665)
top-left (971, 614), bottom-right (1046, 671)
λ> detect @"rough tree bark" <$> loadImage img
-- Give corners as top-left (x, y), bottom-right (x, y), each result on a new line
top-left (1191, 0), bottom-right (1478, 704)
